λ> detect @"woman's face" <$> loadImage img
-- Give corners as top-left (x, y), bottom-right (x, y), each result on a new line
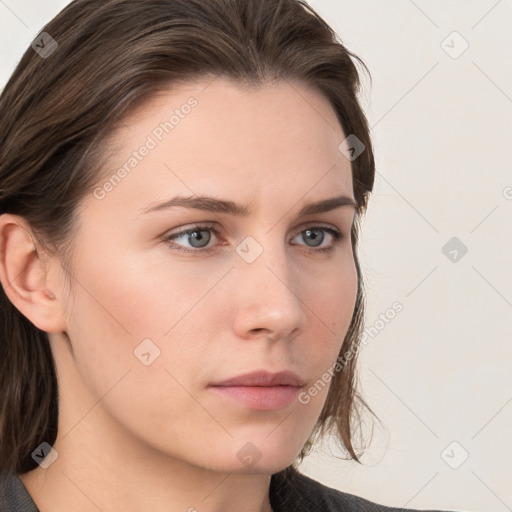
top-left (52, 77), bottom-right (358, 474)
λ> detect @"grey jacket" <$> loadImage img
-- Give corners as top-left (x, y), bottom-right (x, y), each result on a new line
top-left (0, 466), bottom-right (458, 512)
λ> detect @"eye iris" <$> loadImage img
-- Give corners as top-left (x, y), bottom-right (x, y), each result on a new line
top-left (304, 228), bottom-right (324, 247)
top-left (189, 230), bottom-right (211, 248)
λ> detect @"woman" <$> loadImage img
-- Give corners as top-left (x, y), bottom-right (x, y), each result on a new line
top-left (0, 0), bottom-right (456, 510)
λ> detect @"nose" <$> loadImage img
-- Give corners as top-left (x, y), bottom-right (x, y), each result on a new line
top-left (230, 239), bottom-right (307, 342)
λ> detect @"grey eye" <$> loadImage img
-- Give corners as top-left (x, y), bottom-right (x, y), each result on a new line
top-left (183, 229), bottom-right (212, 248)
top-left (302, 228), bottom-right (325, 247)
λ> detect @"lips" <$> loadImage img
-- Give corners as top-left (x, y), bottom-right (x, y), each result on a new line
top-left (210, 370), bottom-right (305, 388)
top-left (209, 370), bottom-right (305, 410)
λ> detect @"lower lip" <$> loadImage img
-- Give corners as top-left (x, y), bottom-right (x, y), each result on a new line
top-left (210, 385), bottom-right (301, 410)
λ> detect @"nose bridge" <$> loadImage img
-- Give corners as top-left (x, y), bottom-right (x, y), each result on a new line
top-left (237, 231), bottom-right (292, 292)
top-left (231, 230), bottom-right (306, 338)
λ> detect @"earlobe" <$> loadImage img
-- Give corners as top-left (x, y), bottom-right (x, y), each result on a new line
top-left (0, 214), bottom-right (66, 333)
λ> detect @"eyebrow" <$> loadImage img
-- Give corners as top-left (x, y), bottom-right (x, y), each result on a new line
top-left (141, 194), bottom-right (357, 217)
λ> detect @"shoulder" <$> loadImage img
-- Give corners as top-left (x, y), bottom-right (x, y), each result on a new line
top-left (0, 472), bottom-right (39, 512)
top-left (269, 466), bottom-right (454, 512)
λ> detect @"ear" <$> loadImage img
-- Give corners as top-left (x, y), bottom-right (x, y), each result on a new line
top-left (0, 214), bottom-right (67, 333)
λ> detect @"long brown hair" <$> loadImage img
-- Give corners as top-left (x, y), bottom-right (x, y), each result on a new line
top-left (0, 0), bottom-right (376, 475)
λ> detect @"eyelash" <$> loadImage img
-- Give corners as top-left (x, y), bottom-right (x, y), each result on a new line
top-left (163, 223), bottom-right (346, 255)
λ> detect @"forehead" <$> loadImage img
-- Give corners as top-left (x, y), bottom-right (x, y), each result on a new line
top-left (91, 77), bottom-right (354, 215)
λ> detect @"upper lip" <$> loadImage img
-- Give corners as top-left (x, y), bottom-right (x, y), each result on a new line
top-left (211, 370), bottom-right (305, 387)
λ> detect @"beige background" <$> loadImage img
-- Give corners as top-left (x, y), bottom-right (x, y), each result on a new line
top-left (1, 1), bottom-right (511, 511)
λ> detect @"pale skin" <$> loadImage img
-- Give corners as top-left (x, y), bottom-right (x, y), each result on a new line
top-left (0, 77), bottom-right (358, 512)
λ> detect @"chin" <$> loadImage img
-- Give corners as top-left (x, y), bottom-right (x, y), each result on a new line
top-left (215, 451), bottom-right (299, 476)
top-left (211, 428), bottom-right (307, 475)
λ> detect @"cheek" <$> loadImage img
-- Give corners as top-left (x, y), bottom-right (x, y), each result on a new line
top-left (61, 262), bottom-right (206, 448)
top-left (299, 256), bottom-right (358, 405)
top-left (67, 242), bottom-right (217, 341)
top-left (62, 243), bottom-right (220, 402)
top-left (309, 255), bottom-right (358, 348)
